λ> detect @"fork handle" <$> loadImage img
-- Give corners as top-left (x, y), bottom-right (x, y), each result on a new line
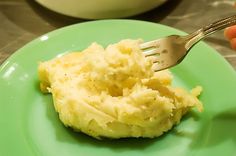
top-left (185, 15), bottom-right (236, 50)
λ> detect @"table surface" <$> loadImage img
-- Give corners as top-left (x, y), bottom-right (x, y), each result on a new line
top-left (1, 0), bottom-right (236, 70)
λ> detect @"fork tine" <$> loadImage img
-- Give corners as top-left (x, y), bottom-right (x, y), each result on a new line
top-left (152, 58), bottom-right (160, 64)
top-left (143, 48), bottom-right (161, 57)
top-left (152, 63), bottom-right (163, 72)
top-left (140, 40), bottom-right (160, 49)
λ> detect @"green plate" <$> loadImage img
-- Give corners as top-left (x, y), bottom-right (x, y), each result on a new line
top-left (1, 20), bottom-right (236, 156)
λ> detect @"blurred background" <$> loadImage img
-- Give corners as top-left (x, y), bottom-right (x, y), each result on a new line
top-left (0, 0), bottom-right (236, 69)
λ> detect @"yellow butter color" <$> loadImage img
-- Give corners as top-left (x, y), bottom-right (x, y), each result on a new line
top-left (38, 39), bottom-right (203, 139)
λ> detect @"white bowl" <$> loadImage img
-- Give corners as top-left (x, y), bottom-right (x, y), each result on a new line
top-left (35, 0), bottom-right (167, 19)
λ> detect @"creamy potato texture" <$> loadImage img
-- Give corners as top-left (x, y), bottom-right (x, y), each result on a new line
top-left (38, 39), bottom-right (203, 139)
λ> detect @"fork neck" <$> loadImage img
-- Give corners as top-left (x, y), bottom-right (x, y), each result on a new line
top-left (184, 14), bottom-right (236, 50)
top-left (184, 29), bottom-right (205, 50)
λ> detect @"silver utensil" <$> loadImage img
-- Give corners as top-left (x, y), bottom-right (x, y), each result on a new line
top-left (141, 15), bottom-right (236, 71)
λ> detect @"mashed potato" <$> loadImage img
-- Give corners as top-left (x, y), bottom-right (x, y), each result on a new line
top-left (38, 39), bottom-right (203, 139)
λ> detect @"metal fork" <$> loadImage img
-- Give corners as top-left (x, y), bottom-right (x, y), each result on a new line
top-left (141, 15), bottom-right (236, 72)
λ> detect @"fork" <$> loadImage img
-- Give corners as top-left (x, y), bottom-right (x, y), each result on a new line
top-left (141, 15), bottom-right (236, 72)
